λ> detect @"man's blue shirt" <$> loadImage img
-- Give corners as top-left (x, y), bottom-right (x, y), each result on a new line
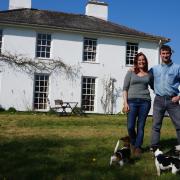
top-left (150, 62), bottom-right (180, 96)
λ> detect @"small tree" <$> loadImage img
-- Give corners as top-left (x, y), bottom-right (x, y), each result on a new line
top-left (101, 77), bottom-right (122, 114)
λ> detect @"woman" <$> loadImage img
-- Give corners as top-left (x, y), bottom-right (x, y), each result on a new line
top-left (123, 52), bottom-right (152, 157)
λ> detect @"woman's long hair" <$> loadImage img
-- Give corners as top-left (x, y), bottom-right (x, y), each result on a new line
top-left (134, 52), bottom-right (148, 74)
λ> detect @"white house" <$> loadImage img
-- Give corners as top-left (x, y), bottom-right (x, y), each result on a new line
top-left (0, 0), bottom-right (169, 114)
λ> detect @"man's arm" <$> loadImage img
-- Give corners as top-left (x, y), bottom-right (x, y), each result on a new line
top-left (149, 68), bottom-right (154, 90)
top-left (172, 66), bottom-right (180, 102)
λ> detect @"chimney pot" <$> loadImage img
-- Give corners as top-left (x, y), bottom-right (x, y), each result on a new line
top-left (85, 0), bottom-right (108, 21)
top-left (9, 0), bottom-right (31, 10)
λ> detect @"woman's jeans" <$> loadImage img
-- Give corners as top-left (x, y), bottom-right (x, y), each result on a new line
top-left (127, 98), bottom-right (151, 148)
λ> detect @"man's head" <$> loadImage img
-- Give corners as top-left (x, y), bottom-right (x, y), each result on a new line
top-left (160, 45), bottom-right (172, 64)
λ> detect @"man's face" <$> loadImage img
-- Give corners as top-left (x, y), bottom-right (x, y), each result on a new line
top-left (160, 49), bottom-right (171, 64)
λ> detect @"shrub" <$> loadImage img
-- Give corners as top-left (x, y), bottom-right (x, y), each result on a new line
top-left (7, 107), bottom-right (17, 113)
top-left (0, 105), bottom-right (5, 112)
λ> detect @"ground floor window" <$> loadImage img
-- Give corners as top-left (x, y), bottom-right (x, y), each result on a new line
top-left (81, 77), bottom-right (96, 111)
top-left (34, 74), bottom-right (49, 110)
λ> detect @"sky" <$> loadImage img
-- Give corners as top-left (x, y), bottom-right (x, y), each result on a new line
top-left (0, 0), bottom-right (180, 64)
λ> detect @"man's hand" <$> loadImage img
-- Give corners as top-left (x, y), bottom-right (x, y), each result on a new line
top-left (128, 67), bottom-right (134, 72)
top-left (172, 96), bottom-right (180, 103)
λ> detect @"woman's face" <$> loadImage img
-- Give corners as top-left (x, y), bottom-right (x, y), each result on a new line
top-left (137, 55), bottom-right (146, 68)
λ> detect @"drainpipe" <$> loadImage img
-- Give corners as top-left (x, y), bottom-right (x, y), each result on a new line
top-left (158, 40), bottom-right (162, 64)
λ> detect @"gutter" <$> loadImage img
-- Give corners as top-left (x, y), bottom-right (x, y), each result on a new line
top-left (0, 21), bottom-right (170, 43)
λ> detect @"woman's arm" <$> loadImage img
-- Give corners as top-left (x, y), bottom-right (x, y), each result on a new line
top-left (122, 71), bottom-right (132, 113)
top-left (123, 90), bottom-right (129, 113)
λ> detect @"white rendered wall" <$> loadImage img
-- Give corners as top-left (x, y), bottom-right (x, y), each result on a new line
top-left (0, 28), bottom-right (36, 110)
top-left (0, 26), bottom-right (159, 114)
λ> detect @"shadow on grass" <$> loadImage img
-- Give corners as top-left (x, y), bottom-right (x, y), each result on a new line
top-left (143, 138), bottom-right (178, 152)
top-left (0, 137), bottom-right (144, 180)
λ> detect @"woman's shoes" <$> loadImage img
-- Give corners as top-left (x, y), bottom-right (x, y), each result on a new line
top-left (130, 144), bottom-right (135, 154)
top-left (130, 144), bottom-right (142, 157)
top-left (134, 148), bottom-right (142, 158)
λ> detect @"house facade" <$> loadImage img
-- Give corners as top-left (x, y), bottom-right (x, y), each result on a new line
top-left (0, 0), bottom-right (169, 114)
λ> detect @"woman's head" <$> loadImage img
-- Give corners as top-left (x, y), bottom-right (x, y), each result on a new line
top-left (134, 52), bottom-right (148, 73)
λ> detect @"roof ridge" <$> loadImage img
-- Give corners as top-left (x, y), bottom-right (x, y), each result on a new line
top-left (0, 8), bottom-right (37, 13)
top-left (0, 8), bottom-right (169, 42)
top-left (0, 8), bottom-right (85, 17)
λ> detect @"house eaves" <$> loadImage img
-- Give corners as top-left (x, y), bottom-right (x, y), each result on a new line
top-left (0, 8), bottom-right (170, 43)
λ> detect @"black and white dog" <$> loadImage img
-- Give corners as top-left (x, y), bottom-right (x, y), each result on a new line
top-left (110, 136), bottom-right (131, 166)
top-left (164, 145), bottom-right (180, 158)
top-left (153, 147), bottom-right (180, 176)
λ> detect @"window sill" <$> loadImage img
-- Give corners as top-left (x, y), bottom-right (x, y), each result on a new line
top-left (125, 64), bottom-right (133, 67)
top-left (81, 61), bottom-right (100, 64)
top-left (35, 57), bottom-right (52, 61)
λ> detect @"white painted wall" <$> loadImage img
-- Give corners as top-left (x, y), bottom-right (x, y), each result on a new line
top-left (0, 26), bottom-right (159, 114)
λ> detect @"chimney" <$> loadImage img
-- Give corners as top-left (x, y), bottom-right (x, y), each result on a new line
top-left (9, 0), bottom-right (31, 10)
top-left (85, 0), bottom-right (108, 21)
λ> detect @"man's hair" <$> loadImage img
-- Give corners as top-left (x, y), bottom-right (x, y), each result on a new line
top-left (160, 45), bottom-right (172, 54)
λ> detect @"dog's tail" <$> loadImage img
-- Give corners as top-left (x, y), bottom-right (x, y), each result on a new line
top-left (114, 140), bottom-right (120, 153)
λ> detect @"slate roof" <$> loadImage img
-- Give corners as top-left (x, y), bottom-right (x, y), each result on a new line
top-left (0, 8), bottom-right (170, 42)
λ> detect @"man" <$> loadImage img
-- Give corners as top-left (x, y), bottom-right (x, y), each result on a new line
top-left (150, 45), bottom-right (180, 149)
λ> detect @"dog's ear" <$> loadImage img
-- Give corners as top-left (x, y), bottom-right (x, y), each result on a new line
top-left (151, 145), bottom-right (160, 153)
top-left (120, 136), bottom-right (130, 142)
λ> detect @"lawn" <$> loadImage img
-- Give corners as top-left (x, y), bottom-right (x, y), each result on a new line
top-left (0, 113), bottom-right (179, 180)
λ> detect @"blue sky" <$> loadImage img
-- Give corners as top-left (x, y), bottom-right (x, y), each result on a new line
top-left (0, 0), bottom-right (180, 64)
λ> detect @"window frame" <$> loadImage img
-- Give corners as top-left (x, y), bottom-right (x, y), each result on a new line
top-left (83, 37), bottom-right (97, 62)
top-left (0, 30), bottom-right (3, 54)
top-left (81, 76), bottom-right (96, 112)
top-left (125, 42), bottom-right (138, 66)
top-left (33, 74), bottom-right (49, 110)
top-left (36, 33), bottom-right (51, 59)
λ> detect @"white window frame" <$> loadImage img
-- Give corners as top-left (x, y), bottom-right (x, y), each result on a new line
top-left (81, 76), bottom-right (96, 111)
top-left (36, 33), bottom-right (51, 58)
top-left (83, 37), bottom-right (97, 62)
top-left (0, 30), bottom-right (2, 54)
top-left (34, 74), bottom-right (49, 110)
top-left (126, 42), bottom-right (138, 66)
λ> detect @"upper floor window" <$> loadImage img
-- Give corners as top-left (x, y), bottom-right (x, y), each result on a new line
top-left (126, 42), bottom-right (138, 65)
top-left (0, 30), bottom-right (2, 54)
top-left (36, 33), bottom-right (51, 58)
top-left (83, 37), bottom-right (97, 62)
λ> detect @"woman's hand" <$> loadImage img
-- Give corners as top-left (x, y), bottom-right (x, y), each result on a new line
top-left (122, 103), bottom-right (130, 113)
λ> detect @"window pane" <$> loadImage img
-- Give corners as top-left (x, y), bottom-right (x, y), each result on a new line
top-left (81, 77), bottom-right (96, 111)
top-left (126, 42), bottom-right (138, 65)
top-left (0, 30), bottom-right (2, 54)
top-left (34, 74), bottom-right (49, 110)
top-left (83, 38), bottom-right (97, 62)
top-left (36, 33), bottom-right (51, 58)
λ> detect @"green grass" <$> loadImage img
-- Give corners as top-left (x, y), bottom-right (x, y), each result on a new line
top-left (0, 113), bottom-right (179, 180)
